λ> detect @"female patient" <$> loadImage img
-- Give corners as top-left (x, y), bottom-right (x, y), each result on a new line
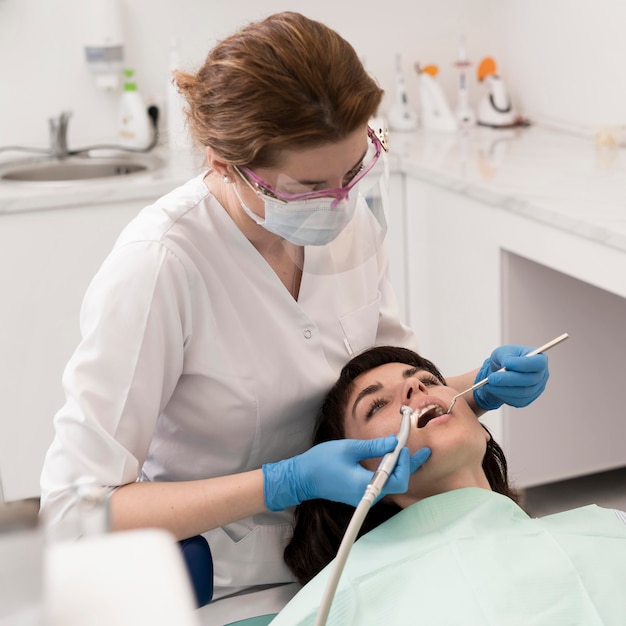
top-left (273, 346), bottom-right (626, 625)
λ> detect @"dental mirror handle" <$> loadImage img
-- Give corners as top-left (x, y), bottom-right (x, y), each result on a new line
top-left (447, 332), bottom-right (569, 413)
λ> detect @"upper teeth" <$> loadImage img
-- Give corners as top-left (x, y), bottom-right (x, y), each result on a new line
top-left (417, 404), bottom-right (445, 419)
top-left (416, 404), bottom-right (447, 428)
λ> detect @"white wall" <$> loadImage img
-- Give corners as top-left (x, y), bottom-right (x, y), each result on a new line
top-left (490, 0), bottom-right (626, 133)
top-left (2, 1), bottom-right (624, 152)
top-left (0, 0), bottom-right (495, 150)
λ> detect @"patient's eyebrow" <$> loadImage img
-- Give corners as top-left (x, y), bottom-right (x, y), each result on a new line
top-left (350, 367), bottom-right (421, 419)
top-left (351, 383), bottom-right (382, 419)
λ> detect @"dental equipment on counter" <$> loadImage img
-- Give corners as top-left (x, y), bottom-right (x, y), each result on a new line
top-left (314, 405), bottom-right (415, 626)
top-left (453, 36), bottom-right (476, 128)
top-left (446, 333), bottom-right (569, 414)
top-left (414, 64), bottom-right (458, 133)
top-left (476, 57), bottom-right (529, 128)
top-left (388, 54), bottom-right (418, 132)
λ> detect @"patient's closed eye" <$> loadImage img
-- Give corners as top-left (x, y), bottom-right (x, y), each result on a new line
top-left (418, 373), bottom-right (441, 387)
top-left (366, 397), bottom-right (388, 419)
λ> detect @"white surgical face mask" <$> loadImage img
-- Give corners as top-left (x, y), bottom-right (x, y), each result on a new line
top-left (231, 182), bottom-right (358, 246)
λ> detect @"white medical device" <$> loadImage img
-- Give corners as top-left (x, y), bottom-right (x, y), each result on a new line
top-left (414, 64), bottom-right (458, 133)
top-left (314, 405), bottom-right (414, 626)
top-left (476, 57), bottom-right (519, 128)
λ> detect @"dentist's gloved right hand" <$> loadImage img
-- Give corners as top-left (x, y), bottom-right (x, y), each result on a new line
top-left (473, 344), bottom-right (549, 411)
top-left (263, 437), bottom-right (431, 511)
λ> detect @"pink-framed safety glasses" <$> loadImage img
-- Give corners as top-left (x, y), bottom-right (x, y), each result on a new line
top-left (234, 126), bottom-right (388, 207)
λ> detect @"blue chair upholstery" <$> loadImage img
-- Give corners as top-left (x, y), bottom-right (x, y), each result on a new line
top-left (178, 535), bottom-right (214, 608)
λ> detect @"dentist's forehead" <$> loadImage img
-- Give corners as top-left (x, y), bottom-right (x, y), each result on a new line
top-left (269, 127), bottom-right (369, 179)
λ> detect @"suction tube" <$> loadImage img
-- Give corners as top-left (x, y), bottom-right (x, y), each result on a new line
top-left (314, 406), bottom-right (413, 625)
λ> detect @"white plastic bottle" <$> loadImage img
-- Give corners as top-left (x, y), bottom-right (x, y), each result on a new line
top-left (118, 68), bottom-right (152, 148)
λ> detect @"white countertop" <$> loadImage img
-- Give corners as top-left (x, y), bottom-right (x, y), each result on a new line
top-left (2, 127), bottom-right (625, 255)
top-left (395, 125), bottom-right (626, 253)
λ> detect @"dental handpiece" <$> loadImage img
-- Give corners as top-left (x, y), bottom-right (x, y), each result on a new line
top-left (315, 405), bottom-right (415, 626)
top-left (446, 332), bottom-right (569, 414)
top-left (363, 405), bottom-right (413, 503)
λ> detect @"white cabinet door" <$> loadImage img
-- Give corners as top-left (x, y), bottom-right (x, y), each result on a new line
top-left (386, 172), bottom-right (410, 325)
top-left (403, 178), bottom-right (504, 442)
top-left (404, 179), bottom-right (502, 381)
top-left (404, 176), bottom-right (626, 488)
top-left (502, 251), bottom-right (626, 487)
top-left (0, 201), bottom-right (143, 501)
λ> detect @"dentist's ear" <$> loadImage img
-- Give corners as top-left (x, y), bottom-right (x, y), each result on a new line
top-left (205, 146), bottom-right (232, 178)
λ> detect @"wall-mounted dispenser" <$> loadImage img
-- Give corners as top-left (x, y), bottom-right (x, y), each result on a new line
top-left (83, 0), bottom-right (124, 90)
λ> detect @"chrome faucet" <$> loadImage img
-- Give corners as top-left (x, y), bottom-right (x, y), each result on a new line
top-left (49, 110), bottom-right (72, 159)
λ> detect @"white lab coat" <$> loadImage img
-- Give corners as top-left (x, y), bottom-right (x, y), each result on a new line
top-left (40, 174), bottom-right (416, 599)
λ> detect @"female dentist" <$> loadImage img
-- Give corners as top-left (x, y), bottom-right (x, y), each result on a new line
top-left (40, 12), bottom-right (549, 603)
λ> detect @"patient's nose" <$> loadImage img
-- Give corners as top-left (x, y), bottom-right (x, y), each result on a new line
top-left (404, 378), bottom-right (427, 401)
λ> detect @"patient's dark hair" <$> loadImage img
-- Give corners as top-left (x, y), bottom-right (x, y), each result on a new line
top-left (284, 345), bottom-right (520, 586)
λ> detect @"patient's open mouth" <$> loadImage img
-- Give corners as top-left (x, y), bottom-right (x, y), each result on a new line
top-left (416, 404), bottom-right (447, 428)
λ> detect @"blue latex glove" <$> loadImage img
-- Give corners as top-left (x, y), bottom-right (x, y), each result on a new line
top-left (473, 344), bottom-right (549, 411)
top-left (263, 437), bottom-right (431, 511)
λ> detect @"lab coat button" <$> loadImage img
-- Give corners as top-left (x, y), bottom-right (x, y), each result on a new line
top-left (303, 329), bottom-right (312, 339)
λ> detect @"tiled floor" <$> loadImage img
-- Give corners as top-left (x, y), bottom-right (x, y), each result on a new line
top-left (522, 466), bottom-right (626, 517)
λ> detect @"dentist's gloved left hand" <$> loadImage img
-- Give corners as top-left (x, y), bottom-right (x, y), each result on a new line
top-left (263, 437), bottom-right (431, 511)
top-left (474, 344), bottom-right (549, 411)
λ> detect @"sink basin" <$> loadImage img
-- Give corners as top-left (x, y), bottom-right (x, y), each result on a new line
top-left (0, 153), bottom-right (164, 182)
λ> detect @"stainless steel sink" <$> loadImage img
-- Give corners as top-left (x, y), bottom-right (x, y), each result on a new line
top-left (0, 153), bottom-right (164, 182)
